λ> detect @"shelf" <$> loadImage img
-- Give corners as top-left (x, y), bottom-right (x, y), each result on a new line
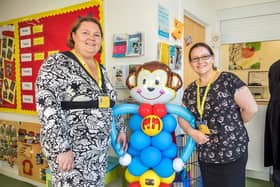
top-left (248, 85), bottom-right (266, 89)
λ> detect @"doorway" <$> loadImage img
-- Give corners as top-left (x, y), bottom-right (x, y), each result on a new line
top-left (183, 15), bottom-right (205, 87)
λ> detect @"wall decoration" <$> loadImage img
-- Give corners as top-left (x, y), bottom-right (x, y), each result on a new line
top-left (171, 19), bottom-right (183, 40)
top-left (0, 1), bottom-right (103, 113)
top-left (158, 4), bottom-right (169, 39)
top-left (158, 42), bottom-right (182, 70)
top-left (0, 24), bottom-right (17, 110)
top-left (112, 32), bottom-right (144, 57)
top-left (0, 120), bottom-right (18, 167)
top-left (228, 42), bottom-right (262, 70)
top-left (184, 35), bottom-right (192, 47)
top-left (17, 121), bottom-right (48, 183)
top-left (111, 65), bottom-right (129, 88)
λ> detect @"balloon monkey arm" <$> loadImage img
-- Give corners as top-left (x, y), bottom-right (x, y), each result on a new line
top-left (166, 104), bottom-right (196, 171)
top-left (111, 104), bottom-right (139, 157)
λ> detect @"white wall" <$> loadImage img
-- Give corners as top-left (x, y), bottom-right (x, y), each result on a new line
top-left (217, 1), bottom-right (280, 43)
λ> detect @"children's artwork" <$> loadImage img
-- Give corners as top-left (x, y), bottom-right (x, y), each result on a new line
top-left (0, 120), bottom-right (18, 167)
top-left (0, 24), bottom-right (16, 109)
top-left (17, 121), bottom-right (48, 183)
top-left (111, 65), bottom-right (129, 88)
top-left (171, 19), bottom-right (183, 40)
top-left (112, 32), bottom-right (144, 57)
top-left (229, 42), bottom-right (262, 70)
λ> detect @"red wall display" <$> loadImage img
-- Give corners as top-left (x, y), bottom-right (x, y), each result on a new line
top-left (0, 1), bottom-right (103, 113)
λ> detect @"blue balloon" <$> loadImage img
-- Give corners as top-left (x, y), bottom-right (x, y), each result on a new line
top-left (162, 114), bottom-right (177, 132)
top-left (154, 158), bottom-right (173, 178)
top-left (128, 157), bottom-right (148, 176)
top-left (130, 131), bottom-right (151, 150)
top-left (127, 143), bottom-right (140, 156)
top-left (140, 146), bottom-right (162, 168)
top-left (111, 103), bottom-right (196, 168)
top-left (166, 104), bottom-right (196, 163)
top-left (129, 114), bottom-right (142, 131)
top-left (162, 143), bottom-right (178, 158)
top-left (111, 104), bottom-right (139, 157)
top-left (152, 131), bottom-right (172, 151)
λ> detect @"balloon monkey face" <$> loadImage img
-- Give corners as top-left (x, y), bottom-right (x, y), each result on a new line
top-left (126, 61), bottom-right (182, 105)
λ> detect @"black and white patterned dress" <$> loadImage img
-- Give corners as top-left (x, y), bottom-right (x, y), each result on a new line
top-left (182, 72), bottom-right (249, 164)
top-left (35, 52), bottom-right (125, 187)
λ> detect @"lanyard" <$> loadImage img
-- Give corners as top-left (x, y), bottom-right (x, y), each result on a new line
top-left (196, 71), bottom-right (217, 120)
top-left (71, 50), bottom-right (102, 89)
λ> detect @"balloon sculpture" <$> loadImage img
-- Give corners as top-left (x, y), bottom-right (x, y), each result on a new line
top-left (111, 61), bottom-right (196, 187)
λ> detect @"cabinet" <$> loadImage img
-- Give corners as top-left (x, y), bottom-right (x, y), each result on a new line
top-left (248, 71), bottom-right (269, 102)
top-left (248, 85), bottom-right (268, 101)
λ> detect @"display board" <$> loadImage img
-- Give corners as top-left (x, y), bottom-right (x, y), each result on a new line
top-left (17, 121), bottom-right (48, 183)
top-left (0, 1), bottom-right (103, 114)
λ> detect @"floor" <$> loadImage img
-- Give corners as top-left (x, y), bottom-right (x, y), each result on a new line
top-left (0, 173), bottom-right (274, 187)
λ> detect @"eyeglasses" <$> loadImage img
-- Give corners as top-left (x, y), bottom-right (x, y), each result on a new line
top-left (190, 55), bottom-right (212, 63)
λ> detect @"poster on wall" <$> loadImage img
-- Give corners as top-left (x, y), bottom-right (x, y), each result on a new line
top-left (158, 4), bottom-right (169, 39)
top-left (15, 1), bottom-right (103, 112)
top-left (112, 32), bottom-right (144, 57)
top-left (0, 24), bottom-right (17, 110)
top-left (228, 42), bottom-right (262, 70)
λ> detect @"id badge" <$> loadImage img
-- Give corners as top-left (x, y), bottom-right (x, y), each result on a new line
top-left (196, 120), bottom-right (211, 135)
top-left (98, 95), bottom-right (110, 108)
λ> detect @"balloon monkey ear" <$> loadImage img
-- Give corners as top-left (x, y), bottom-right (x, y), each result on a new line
top-left (170, 72), bottom-right (182, 91)
top-left (126, 72), bottom-right (137, 89)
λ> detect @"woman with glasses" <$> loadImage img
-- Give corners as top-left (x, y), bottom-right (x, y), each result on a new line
top-left (35, 16), bottom-right (127, 187)
top-left (178, 42), bottom-right (258, 187)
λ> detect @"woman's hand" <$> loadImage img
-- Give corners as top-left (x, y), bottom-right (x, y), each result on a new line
top-left (56, 150), bottom-right (74, 172)
top-left (188, 128), bottom-right (209, 145)
top-left (117, 132), bottom-right (128, 152)
top-left (178, 116), bottom-right (209, 145)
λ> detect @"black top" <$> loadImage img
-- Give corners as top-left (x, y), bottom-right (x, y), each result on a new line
top-left (264, 60), bottom-right (280, 169)
top-left (182, 72), bottom-right (249, 164)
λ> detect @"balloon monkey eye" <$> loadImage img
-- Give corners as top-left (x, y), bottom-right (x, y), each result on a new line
top-left (155, 79), bottom-right (160, 85)
top-left (142, 79), bottom-right (146, 84)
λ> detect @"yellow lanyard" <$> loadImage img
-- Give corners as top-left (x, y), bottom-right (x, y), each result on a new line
top-left (196, 71), bottom-right (217, 120)
top-left (71, 50), bottom-right (102, 89)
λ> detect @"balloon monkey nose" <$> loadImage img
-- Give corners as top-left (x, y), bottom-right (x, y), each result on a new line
top-left (147, 87), bottom-right (155, 92)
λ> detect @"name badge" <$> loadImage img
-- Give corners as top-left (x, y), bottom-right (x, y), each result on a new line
top-left (98, 95), bottom-right (110, 108)
top-left (196, 121), bottom-right (211, 135)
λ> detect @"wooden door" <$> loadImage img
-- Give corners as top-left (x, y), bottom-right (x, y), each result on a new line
top-left (183, 16), bottom-right (205, 88)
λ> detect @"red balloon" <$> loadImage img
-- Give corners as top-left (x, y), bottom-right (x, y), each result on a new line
top-left (159, 183), bottom-right (172, 187)
top-left (129, 181), bottom-right (141, 187)
top-left (139, 103), bottom-right (153, 117)
top-left (153, 104), bottom-right (167, 117)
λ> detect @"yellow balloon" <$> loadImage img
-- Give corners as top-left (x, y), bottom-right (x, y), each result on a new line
top-left (141, 115), bottom-right (163, 136)
top-left (139, 170), bottom-right (160, 187)
top-left (160, 172), bottom-right (176, 184)
top-left (125, 168), bottom-right (139, 183)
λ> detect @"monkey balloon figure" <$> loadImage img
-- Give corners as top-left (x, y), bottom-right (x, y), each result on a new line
top-left (111, 61), bottom-right (196, 187)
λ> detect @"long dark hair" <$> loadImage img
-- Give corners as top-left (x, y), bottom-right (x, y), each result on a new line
top-left (67, 16), bottom-right (103, 49)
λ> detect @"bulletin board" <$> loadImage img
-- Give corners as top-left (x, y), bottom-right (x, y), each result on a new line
top-left (0, 1), bottom-right (103, 114)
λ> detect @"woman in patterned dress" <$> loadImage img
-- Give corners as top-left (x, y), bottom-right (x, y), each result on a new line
top-left (178, 42), bottom-right (258, 187)
top-left (35, 16), bottom-right (127, 187)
